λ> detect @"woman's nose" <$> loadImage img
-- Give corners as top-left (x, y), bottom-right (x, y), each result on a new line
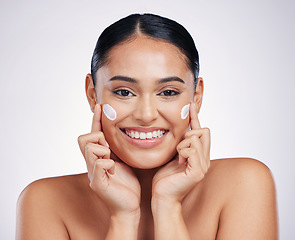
top-left (132, 96), bottom-right (159, 124)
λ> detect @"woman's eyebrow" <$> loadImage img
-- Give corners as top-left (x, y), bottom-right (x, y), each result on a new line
top-left (108, 75), bottom-right (185, 84)
top-left (157, 77), bottom-right (185, 84)
top-left (108, 76), bottom-right (137, 83)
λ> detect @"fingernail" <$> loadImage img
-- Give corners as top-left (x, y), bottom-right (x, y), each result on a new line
top-left (105, 141), bottom-right (109, 147)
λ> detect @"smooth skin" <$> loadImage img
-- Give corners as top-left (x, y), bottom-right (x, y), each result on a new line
top-left (16, 36), bottom-right (278, 240)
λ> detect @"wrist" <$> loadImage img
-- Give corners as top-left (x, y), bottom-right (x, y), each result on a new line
top-left (151, 198), bottom-right (191, 239)
top-left (151, 197), bottom-right (182, 217)
top-left (107, 211), bottom-right (140, 239)
top-left (111, 209), bottom-right (141, 225)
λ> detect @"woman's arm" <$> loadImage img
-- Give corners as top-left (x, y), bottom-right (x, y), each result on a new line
top-left (152, 199), bottom-right (191, 239)
top-left (151, 103), bottom-right (210, 239)
top-left (105, 212), bottom-right (140, 240)
top-left (78, 104), bottom-right (141, 239)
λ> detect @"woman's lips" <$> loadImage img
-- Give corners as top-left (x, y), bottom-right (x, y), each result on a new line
top-left (120, 127), bottom-right (168, 149)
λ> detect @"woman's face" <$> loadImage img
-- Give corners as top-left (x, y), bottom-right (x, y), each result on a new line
top-left (95, 36), bottom-right (197, 169)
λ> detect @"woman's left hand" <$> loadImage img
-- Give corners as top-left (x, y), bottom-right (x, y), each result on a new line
top-left (152, 103), bottom-right (211, 203)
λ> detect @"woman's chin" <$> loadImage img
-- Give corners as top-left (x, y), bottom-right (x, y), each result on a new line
top-left (112, 151), bottom-right (175, 170)
top-left (127, 161), bottom-right (166, 170)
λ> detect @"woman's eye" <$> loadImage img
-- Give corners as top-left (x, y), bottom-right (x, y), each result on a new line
top-left (159, 90), bottom-right (180, 96)
top-left (113, 89), bottom-right (134, 97)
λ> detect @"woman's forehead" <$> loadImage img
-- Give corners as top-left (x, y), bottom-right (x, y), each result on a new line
top-left (103, 36), bottom-right (192, 80)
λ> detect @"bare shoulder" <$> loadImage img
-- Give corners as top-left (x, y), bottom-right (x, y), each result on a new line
top-left (206, 158), bottom-right (278, 239)
top-left (22, 172), bottom-right (88, 194)
top-left (16, 173), bottom-right (89, 240)
top-left (17, 173), bottom-right (89, 210)
top-left (209, 157), bottom-right (275, 184)
top-left (200, 158), bottom-right (276, 200)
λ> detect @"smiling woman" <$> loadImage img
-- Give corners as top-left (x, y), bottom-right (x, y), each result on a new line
top-left (16, 13), bottom-right (278, 240)
top-left (91, 35), bottom-right (197, 169)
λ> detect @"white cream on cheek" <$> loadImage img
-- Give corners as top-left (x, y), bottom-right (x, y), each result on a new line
top-left (103, 103), bottom-right (189, 121)
top-left (103, 104), bottom-right (117, 121)
top-left (181, 104), bottom-right (190, 120)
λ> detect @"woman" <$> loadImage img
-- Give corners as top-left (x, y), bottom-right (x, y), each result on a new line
top-left (16, 13), bottom-right (278, 239)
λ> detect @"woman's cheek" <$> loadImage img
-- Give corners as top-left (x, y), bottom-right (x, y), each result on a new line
top-left (101, 103), bottom-right (119, 143)
top-left (101, 103), bottom-right (131, 142)
top-left (180, 104), bottom-right (190, 120)
top-left (159, 102), bottom-right (190, 136)
top-left (102, 104), bottom-right (117, 121)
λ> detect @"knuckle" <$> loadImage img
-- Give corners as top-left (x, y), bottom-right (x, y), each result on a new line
top-left (184, 131), bottom-right (191, 138)
top-left (203, 127), bottom-right (210, 135)
top-left (94, 159), bottom-right (103, 168)
top-left (106, 148), bottom-right (111, 156)
top-left (84, 143), bottom-right (93, 152)
top-left (190, 134), bottom-right (199, 142)
top-left (77, 134), bottom-right (86, 145)
top-left (77, 135), bottom-right (82, 144)
top-left (179, 148), bottom-right (187, 156)
top-left (97, 131), bottom-right (105, 139)
top-left (108, 159), bottom-right (115, 166)
top-left (176, 144), bottom-right (182, 152)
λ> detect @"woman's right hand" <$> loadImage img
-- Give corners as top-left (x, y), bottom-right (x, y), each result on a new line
top-left (78, 104), bottom-right (141, 217)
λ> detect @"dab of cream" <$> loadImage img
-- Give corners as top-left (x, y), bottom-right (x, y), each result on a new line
top-left (103, 104), bottom-right (117, 121)
top-left (181, 104), bottom-right (190, 120)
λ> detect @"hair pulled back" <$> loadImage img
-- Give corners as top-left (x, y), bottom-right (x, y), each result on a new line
top-left (91, 13), bottom-right (199, 87)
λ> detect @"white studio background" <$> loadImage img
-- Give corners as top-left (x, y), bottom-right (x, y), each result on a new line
top-left (0, 0), bottom-right (294, 239)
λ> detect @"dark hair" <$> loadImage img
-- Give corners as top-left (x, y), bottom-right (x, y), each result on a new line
top-left (91, 13), bottom-right (199, 87)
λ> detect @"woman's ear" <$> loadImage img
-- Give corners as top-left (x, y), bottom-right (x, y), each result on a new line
top-left (193, 77), bottom-right (204, 114)
top-left (85, 74), bottom-right (97, 113)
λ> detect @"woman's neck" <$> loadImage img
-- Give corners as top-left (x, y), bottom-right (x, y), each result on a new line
top-left (133, 167), bottom-right (159, 205)
top-left (133, 167), bottom-right (159, 235)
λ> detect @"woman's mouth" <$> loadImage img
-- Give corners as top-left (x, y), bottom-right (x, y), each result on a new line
top-left (120, 128), bottom-right (168, 148)
top-left (123, 129), bottom-right (167, 140)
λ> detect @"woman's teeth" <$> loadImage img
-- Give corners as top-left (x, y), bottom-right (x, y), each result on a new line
top-left (124, 129), bottom-right (166, 140)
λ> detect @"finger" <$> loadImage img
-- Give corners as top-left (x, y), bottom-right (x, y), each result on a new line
top-left (91, 104), bottom-right (102, 132)
top-left (85, 143), bottom-right (111, 161)
top-left (84, 143), bottom-right (111, 177)
top-left (185, 128), bottom-right (211, 161)
top-left (178, 133), bottom-right (202, 151)
top-left (189, 102), bottom-right (201, 130)
top-left (90, 159), bottom-right (116, 189)
top-left (187, 155), bottom-right (208, 182)
top-left (179, 148), bottom-right (208, 177)
top-left (94, 159), bottom-right (115, 175)
top-left (177, 135), bottom-right (203, 164)
top-left (178, 148), bottom-right (203, 173)
top-left (78, 132), bottom-right (109, 156)
top-left (178, 132), bottom-right (210, 172)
